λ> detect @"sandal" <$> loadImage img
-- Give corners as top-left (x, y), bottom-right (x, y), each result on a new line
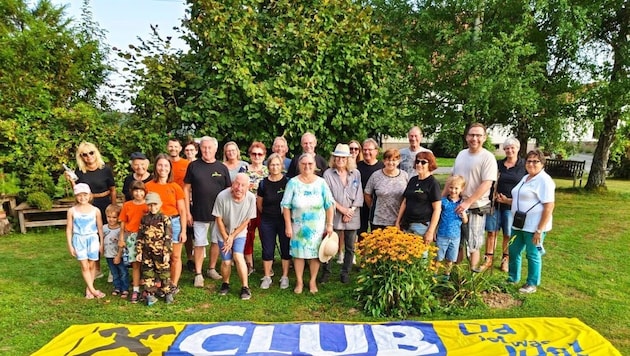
top-left (120, 291), bottom-right (129, 299)
top-left (93, 290), bottom-right (106, 299)
top-left (85, 292), bottom-right (95, 299)
top-left (112, 289), bottom-right (121, 296)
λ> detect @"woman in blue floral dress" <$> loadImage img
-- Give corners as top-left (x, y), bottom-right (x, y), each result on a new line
top-left (282, 153), bottom-right (335, 294)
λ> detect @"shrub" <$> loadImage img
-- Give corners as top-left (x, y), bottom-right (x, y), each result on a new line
top-left (354, 227), bottom-right (439, 318)
top-left (27, 192), bottom-right (53, 211)
top-left (434, 264), bottom-right (507, 310)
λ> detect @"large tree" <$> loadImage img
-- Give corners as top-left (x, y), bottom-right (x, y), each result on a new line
top-left (176, 0), bottom-right (401, 153)
top-left (0, 0), bottom-right (112, 196)
top-left (369, 0), bottom-right (585, 155)
top-left (580, 0), bottom-right (630, 190)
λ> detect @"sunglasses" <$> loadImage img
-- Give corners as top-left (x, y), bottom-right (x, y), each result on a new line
top-left (349, 147), bottom-right (360, 152)
top-left (415, 159), bottom-right (429, 165)
top-left (81, 151), bottom-right (95, 158)
top-left (251, 152), bottom-right (264, 157)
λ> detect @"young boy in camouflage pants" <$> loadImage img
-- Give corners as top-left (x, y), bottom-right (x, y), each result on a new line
top-left (136, 192), bottom-right (174, 305)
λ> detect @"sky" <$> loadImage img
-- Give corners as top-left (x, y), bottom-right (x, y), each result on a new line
top-left (51, 0), bottom-right (189, 109)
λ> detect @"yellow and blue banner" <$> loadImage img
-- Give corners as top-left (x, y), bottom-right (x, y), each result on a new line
top-left (33, 317), bottom-right (620, 355)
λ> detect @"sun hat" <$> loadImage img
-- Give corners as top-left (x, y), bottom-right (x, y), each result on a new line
top-left (331, 144), bottom-right (351, 157)
top-left (73, 183), bottom-right (91, 195)
top-left (145, 192), bottom-right (162, 205)
top-left (319, 231), bottom-right (340, 263)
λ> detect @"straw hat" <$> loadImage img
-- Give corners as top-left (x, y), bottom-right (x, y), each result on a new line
top-left (331, 144), bottom-right (352, 157)
top-left (319, 231), bottom-right (339, 263)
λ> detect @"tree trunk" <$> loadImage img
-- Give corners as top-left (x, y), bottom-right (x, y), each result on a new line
top-left (585, 112), bottom-right (619, 190)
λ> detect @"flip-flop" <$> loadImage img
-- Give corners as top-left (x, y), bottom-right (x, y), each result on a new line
top-left (293, 285), bottom-right (303, 294)
top-left (85, 292), bottom-right (95, 299)
top-left (93, 290), bottom-right (106, 299)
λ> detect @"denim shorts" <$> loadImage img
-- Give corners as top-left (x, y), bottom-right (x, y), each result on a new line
top-left (217, 236), bottom-right (246, 261)
top-left (72, 233), bottom-right (100, 261)
top-left (485, 208), bottom-right (512, 236)
top-left (407, 222), bottom-right (429, 237)
top-left (171, 216), bottom-right (182, 243)
top-left (436, 235), bottom-right (460, 262)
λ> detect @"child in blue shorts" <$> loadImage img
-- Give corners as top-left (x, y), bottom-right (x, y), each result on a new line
top-left (66, 183), bottom-right (105, 299)
top-left (436, 175), bottom-right (468, 278)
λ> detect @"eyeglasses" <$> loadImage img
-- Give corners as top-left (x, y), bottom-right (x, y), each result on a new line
top-left (363, 148), bottom-right (377, 152)
top-left (349, 147), bottom-right (360, 152)
top-left (415, 159), bottom-right (429, 165)
top-left (526, 160), bottom-right (541, 164)
top-left (250, 152), bottom-right (264, 157)
top-left (81, 151), bottom-right (95, 158)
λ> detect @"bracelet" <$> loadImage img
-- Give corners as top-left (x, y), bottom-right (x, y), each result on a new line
top-left (326, 223), bottom-right (333, 227)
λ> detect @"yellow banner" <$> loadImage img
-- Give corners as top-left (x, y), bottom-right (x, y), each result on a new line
top-left (33, 318), bottom-right (620, 355)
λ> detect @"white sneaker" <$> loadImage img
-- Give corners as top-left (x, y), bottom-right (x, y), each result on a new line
top-left (336, 254), bottom-right (344, 264)
top-left (519, 284), bottom-right (537, 294)
top-left (194, 274), bottom-right (204, 288)
top-left (260, 276), bottom-right (272, 289)
top-left (207, 268), bottom-right (222, 280)
top-left (279, 276), bottom-right (290, 289)
top-left (353, 256), bottom-right (357, 265)
top-left (107, 272), bottom-right (113, 283)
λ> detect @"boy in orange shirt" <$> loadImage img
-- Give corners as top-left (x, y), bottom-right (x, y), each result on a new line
top-left (118, 180), bottom-right (148, 302)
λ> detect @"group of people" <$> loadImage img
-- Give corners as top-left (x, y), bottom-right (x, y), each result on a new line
top-left (64, 123), bottom-right (555, 306)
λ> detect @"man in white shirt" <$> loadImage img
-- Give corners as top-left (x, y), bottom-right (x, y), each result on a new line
top-left (399, 126), bottom-right (432, 176)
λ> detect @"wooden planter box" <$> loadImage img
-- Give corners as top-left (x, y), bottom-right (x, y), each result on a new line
top-left (15, 201), bottom-right (73, 234)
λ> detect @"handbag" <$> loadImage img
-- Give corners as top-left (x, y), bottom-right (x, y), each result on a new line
top-left (512, 184), bottom-right (541, 229)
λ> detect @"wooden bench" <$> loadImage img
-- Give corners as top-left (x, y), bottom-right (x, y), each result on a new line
top-left (15, 201), bottom-right (73, 234)
top-left (545, 159), bottom-right (586, 187)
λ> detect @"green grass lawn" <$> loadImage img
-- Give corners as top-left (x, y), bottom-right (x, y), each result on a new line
top-left (0, 178), bottom-right (628, 355)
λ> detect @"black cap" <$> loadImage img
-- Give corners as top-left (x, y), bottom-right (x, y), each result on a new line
top-left (130, 152), bottom-right (147, 160)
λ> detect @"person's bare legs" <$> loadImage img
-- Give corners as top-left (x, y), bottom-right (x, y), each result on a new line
top-left (308, 258), bottom-right (320, 293)
top-left (81, 260), bottom-right (99, 296)
top-left (194, 246), bottom-right (206, 274)
top-left (171, 242), bottom-right (183, 286)
top-left (263, 260), bottom-right (273, 277)
top-left (132, 262), bottom-right (141, 291)
top-left (293, 258), bottom-right (304, 293)
top-left (209, 243), bottom-right (220, 271)
top-left (233, 252), bottom-right (248, 288)
top-left (480, 231), bottom-right (497, 271)
top-left (281, 259), bottom-right (290, 279)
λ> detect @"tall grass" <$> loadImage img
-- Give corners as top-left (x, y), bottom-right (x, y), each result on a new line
top-left (0, 178), bottom-right (628, 355)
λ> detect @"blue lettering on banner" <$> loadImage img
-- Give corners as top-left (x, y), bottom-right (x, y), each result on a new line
top-left (168, 321), bottom-right (446, 355)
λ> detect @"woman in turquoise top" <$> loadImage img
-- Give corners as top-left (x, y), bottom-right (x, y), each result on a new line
top-left (282, 153), bottom-right (335, 294)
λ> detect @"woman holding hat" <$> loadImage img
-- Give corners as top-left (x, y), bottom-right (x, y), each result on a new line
top-left (281, 153), bottom-right (335, 294)
top-left (122, 152), bottom-right (153, 202)
top-left (322, 144), bottom-right (363, 284)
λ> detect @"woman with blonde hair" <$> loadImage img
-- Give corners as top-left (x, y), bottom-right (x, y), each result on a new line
top-left (223, 141), bottom-right (248, 182)
top-left (66, 142), bottom-right (116, 279)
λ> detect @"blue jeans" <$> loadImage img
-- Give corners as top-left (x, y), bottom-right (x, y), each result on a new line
top-left (508, 230), bottom-right (544, 286)
top-left (485, 207), bottom-right (513, 236)
top-left (259, 217), bottom-right (290, 261)
top-left (106, 257), bottom-right (129, 292)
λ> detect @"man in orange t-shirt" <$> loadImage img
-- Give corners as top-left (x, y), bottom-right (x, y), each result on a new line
top-left (168, 138), bottom-right (189, 188)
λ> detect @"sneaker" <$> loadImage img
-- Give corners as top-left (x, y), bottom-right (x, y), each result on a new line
top-left (279, 276), bottom-right (290, 289)
top-left (194, 274), bottom-right (204, 288)
top-left (130, 291), bottom-right (140, 304)
top-left (240, 286), bottom-right (252, 300)
top-left (500, 256), bottom-right (509, 272)
top-left (186, 260), bottom-right (195, 272)
top-left (219, 282), bottom-right (230, 296)
top-left (95, 271), bottom-right (104, 279)
top-left (107, 272), bottom-right (113, 283)
top-left (165, 293), bottom-right (174, 304)
top-left (353, 256), bottom-right (356, 265)
top-left (247, 266), bottom-right (255, 276)
top-left (336, 254), bottom-right (344, 264)
top-left (260, 276), bottom-right (272, 289)
top-left (207, 268), bottom-right (222, 280)
top-left (146, 294), bottom-right (158, 306)
top-left (519, 284), bottom-right (537, 294)
top-left (170, 285), bottom-right (180, 295)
